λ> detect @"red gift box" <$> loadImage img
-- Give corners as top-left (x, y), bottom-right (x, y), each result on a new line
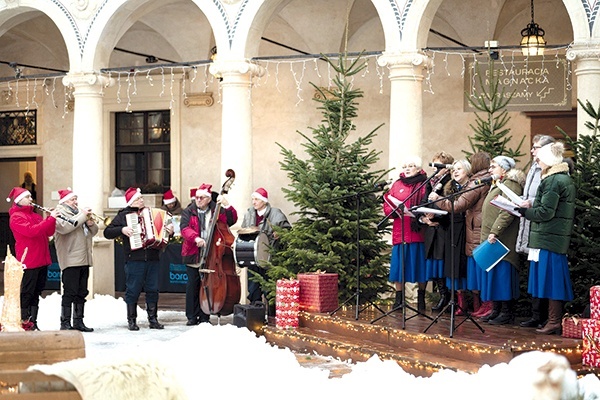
top-left (275, 279), bottom-right (300, 330)
top-left (591, 286), bottom-right (600, 320)
top-left (562, 315), bottom-right (586, 339)
top-left (298, 272), bottom-right (338, 313)
top-left (582, 319), bottom-right (600, 367)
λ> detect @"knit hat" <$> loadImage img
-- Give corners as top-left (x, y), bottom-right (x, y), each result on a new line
top-left (58, 188), bottom-right (76, 204)
top-left (6, 187), bottom-right (30, 204)
top-left (537, 142), bottom-right (565, 167)
top-left (493, 155), bottom-right (515, 171)
top-left (163, 189), bottom-right (176, 205)
top-left (195, 184), bottom-right (212, 198)
top-left (125, 187), bottom-right (142, 206)
top-left (251, 187), bottom-right (269, 203)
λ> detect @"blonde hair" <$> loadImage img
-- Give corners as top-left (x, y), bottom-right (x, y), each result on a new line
top-left (453, 159), bottom-right (472, 176)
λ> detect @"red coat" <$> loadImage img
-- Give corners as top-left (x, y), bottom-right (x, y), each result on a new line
top-left (383, 174), bottom-right (427, 245)
top-left (9, 204), bottom-right (56, 269)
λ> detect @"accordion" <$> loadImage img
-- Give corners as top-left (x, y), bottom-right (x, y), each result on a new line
top-left (126, 207), bottom-right (171, 250)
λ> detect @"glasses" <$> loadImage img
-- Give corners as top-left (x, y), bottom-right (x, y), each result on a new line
top-left (532, 145), bottom-right (542, 150)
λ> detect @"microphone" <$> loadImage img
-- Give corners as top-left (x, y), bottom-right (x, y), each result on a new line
top-left (433, 182), bottom-right (443, 192)
top-left (474, 174), bottom-right (501, 185)
top-left (429, 162), bottom-right (453, 169)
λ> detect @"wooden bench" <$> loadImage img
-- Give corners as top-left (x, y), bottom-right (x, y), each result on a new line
top-left (0, 330), bottom-right (85, 399)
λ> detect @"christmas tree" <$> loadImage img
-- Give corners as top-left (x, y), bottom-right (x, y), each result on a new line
top-left (254, 53), bottom-right (392, 307)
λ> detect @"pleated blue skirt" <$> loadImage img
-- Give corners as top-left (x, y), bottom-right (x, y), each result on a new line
top-left (466, 256), bottom-right (482, 291)
top-left (528, 250), bottom-right (574, 301)
top-left (389, 242), bottom-right (426, 284)
top-left (425, 258), bottom-right (444, 280)
top-left (446, 276), bottom-right (468, 291)
top-left (480, 260), bottom-right (520, 301)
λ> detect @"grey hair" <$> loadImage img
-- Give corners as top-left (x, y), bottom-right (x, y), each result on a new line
top-left (533, 134), bottom-right (555, 147)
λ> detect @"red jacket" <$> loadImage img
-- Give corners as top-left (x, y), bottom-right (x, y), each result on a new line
top-left (383, 174), bottom-right (426, 245)
top-left (9, 204), bottom-right (56, 269)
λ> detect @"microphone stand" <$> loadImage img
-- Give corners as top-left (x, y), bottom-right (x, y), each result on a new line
top-left (421, 182), bottom-right (488, 337)
top-left (328, 186), bottom-right (388, 320)
top-left (370, 170), bottom-right (440, 327)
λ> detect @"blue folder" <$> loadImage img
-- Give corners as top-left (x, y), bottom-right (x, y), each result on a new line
top-left (473, 239), bottom-right (510, 272)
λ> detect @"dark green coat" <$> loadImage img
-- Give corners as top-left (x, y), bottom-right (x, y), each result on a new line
top-left (523, 163), bottom-right (575, 254)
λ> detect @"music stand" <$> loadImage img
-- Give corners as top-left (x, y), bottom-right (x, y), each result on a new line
top-left (329, 187), bottom-right (388, 320)
top-left (370, 173), bottom-right (437, 327)
top-left (422, 183), bottom-right (487, 337)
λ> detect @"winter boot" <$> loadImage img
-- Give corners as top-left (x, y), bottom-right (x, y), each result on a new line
top-left (488, 301), bottom-right (514, 325)
top-left (29, 305), bottom-right (40, 331)
top-left (127, 303), bottom-right (139, 331)
top-left (536, 300), bottom-right (563, 335)
top-left (147, 303), bottom-right (164, 329)
top-left (472, 292), bottom-right (482, 314)
top-left (417, 289), bottom-right (426, 312)
top-left (472, 300), bottom-right (492, 318)
top-left (520, 297), bottom-right (543, 328)
top-left (60, 305), bottom-right (73, 330)
top-left (72, 303), bottom-right (94, 332)
top-left (432, 281), bottom-right (449, 312)
top-left (481, 301), bottom-right (501, 322)
top-left (391, 290), bottom-right (403, 311)
top-left (454, 292), bottom-right (466, 316)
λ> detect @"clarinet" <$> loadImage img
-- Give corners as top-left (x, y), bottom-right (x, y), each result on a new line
top-left (32, 203), bottom-right (78, 227)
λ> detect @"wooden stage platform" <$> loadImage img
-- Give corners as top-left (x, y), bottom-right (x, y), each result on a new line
top-left (262, 304), bottom-right (590, 378)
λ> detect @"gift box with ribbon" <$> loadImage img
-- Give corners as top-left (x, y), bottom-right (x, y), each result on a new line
top-left (582, 319), bottom-right (600, 367)
top-left (298, 271), bottom-right (338, 313)
top-left (275, 278), bottom-right (300, 330)
top-left (562, 314), bottom-right (587, 339)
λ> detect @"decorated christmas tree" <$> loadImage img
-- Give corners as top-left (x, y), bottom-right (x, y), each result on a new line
top-left (254, 53), bottom-right (392, 307)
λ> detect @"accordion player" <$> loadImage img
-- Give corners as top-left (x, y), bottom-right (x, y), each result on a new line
top-left (126, 207), bottom-right (172, 250)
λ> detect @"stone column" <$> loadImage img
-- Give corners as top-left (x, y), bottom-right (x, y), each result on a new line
top-left (378, 52), bottom-right (431, 177)
top-left (567, 44), bottom-right (600, 136)
top-left (62, 72), bottom-right (114, 296)
top-left (209, 60), bottom-right (264, 216)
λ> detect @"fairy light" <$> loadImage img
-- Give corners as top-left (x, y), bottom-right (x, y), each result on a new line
top-left (169, 67), bottom-right (175, 111)
top-left (14, 79), bottom-right (19, 107)
top-left (25, 79), bottom-right (30, 111)
top-left (132, 70), bottom-right (138, 96)
top-left (160, 67), bottom-right (165, 97)
top-left (51, 76), bottom-right (57, 108)
top-left (116, 73), bottom-right (122, 104)
top-left (146, 69), bottom-right (153, 86)
top-left (125, 71), bottom-right (132, 112)
top-left (313, 58), bottom-right (322, 79)
top-left (31, 78), bottom-right (38, 109)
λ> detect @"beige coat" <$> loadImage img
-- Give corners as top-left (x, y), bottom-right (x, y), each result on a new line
top-left (54, 204), bottom-right (98, 270)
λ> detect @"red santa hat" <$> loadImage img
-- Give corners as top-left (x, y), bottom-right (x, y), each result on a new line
top-left (251, 187), bottom-right (269, 203)
top-left (125, 187), bottom-right (142, 206)
top-left (58, 188), bottom-right (76, 204)
top-left (6, 187), bottom-right (30, 204)
top-left (163, 189), bottom-right (176, 205)
top-left (195, 184), bottom-right (212, 198)
top-left (189, 187), bottom-right (197, 199)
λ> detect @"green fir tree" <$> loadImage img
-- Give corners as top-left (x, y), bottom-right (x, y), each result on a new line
top-left (558, 99), bottom-right (600, 312)
top-left (464, 59), bottom-right (526, 162)
top-left (253, 53), bottom-right (392, 307)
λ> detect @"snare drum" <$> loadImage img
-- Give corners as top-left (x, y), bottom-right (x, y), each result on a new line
top-left (234, 231), bottom-right (270, 268)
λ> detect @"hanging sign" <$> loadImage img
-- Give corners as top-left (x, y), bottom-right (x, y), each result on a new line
top-left (464, 56), bottom-right (571, 112)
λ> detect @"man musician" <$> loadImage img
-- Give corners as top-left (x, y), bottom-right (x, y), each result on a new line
top-left (240, 187), bottom-right (291, 304)
top-left (104, 187), bottom-right (173, 331)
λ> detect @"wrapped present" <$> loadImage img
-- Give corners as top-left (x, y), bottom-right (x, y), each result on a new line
top-left (582, 319), bottom-right (600, 367)
top-left (591, 286), bottom-right (600, 320)
top-left (562, 315), bottom-right (586, 339)
top-left (275, 278), bottom-right (300, 330)
top-left (298, 271), bottom-right (339, 313)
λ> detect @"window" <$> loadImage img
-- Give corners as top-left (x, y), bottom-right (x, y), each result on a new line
top-left (115, 111), bottom-right (170, 191)
top-left (0, 110), bottom-right (36, 145)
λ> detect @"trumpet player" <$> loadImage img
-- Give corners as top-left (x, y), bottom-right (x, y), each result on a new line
top-left (53, 188), bottom-right (98, 332)
top-left (7, 187), bottom-right (58, 330)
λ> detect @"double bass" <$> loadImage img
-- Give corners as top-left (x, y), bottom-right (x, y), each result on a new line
top-left (198, 169), bottom-right (241, 316)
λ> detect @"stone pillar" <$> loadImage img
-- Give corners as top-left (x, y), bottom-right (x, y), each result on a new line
top-left (378, 52), bottom-right (431, 176)
top-left (209, 60), bottom-right (264, 217)
top-left (62, 72), bottom-right (114, 296)
top-left (567, 44), bottom-right (600, 136)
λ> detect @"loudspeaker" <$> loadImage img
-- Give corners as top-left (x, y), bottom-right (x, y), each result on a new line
top-left (233, 303), bottom-right (265, 334)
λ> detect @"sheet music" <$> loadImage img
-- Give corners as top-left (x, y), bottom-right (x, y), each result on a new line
top-left (490, 195), bottom-right (521, 217)
top-left (413, 207), bottom-right (448, 215)
top-left (496, 181), bottom-right (523, 204)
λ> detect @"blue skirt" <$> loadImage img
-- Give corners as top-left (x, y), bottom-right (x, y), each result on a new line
top-left (466, 256), bottom-right (482, 291)
top-left (425, 258), bottom-right (444, 280)
top-left (528, 250), bottom-right (574, 301)
top-left (389, 243), bottom-right (427, 284)
top-left (480, 260), bottom-right (520, 301)
top-left (446, 277), bottom-right (467, 291)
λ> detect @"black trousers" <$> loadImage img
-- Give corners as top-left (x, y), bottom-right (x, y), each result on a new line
top-left (21, 266), bottom-right (48, 312)
top-left (185, 266), bottom-right (210, 321)
top-left (61, 266), bottom-right (90, 306)
top-left (247, 265), bottom-right (266, 303)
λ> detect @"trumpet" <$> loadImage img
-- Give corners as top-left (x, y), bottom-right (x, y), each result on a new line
top-left (87, 211), bottom-right (112, 226)
top-left (31, 203), bottom-right (78, 227)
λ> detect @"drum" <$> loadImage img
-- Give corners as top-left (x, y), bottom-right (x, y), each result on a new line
top-left (234, 231), bottom-right (270, 268)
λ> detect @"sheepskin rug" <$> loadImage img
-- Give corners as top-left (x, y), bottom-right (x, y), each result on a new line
top-left (30, 355), bottom-right (187, 400)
